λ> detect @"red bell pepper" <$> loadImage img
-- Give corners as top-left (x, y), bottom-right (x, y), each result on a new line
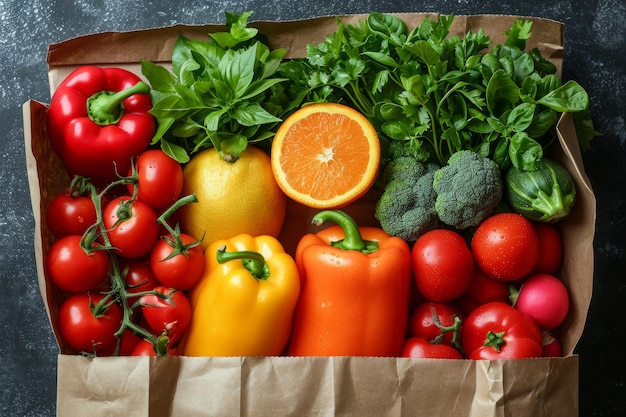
top-left (461, 301), bottom-right (543, 359)
top-left (46, 66), bottom-right (155, 186)
top-left (287, 210), bottom-right (412, 357)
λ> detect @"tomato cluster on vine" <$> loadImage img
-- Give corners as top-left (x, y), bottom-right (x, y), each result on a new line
top-left (45, 149), bottom-right (204, 357)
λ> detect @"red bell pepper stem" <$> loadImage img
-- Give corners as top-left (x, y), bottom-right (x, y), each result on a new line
top-left (216, 245), bottom-right (270, 280)
top-left (87, 80), bottom-right (151, 125)
top-left (311, 210), bottom-right (379, 253)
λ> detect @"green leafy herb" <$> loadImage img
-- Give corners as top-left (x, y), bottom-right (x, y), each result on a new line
top-left (280, 14), bottom-right (598, 171)
top-left (141, 11), bottom-right (289, 163)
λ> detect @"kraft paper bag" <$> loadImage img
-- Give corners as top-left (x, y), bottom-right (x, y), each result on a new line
top-left (23, 13), bottom-right (595, 416)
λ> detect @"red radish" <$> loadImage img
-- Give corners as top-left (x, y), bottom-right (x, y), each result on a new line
top-left (513, 273), bottom-right (569, 330)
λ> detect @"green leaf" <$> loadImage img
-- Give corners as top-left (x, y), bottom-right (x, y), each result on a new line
top-left (486, 69), bottom-right (520, 115)
top-left (141, 61), bottom-right (176, 93)
top-left (406, 40), bottom-right (441, 66)
top-left (525, 109), bottom-right (558, 138)
top-left (149, 95), bottom-right (192, 119)
top-left (537, 80), bottom-right (589, 112)
top-left (367, 12), bottom-right (408, 45)
top-left (239, 78), bottom-right (287, 101)
top-left (507, 102), bottom-right (536, 132)
top-left (509, 131), bottom-right (543, 170)
top-left (221, 44), bottom-right (257, 98)
top-left (504, 20), bottom-right (533, 50)
top-left (210, 12), bottom-right (258, 49)
top-left (231, 102), bottom-right (282, 126)
top-left (161, 139), bottom-right (190, 164)
top-left (204, 108), bottom-right (227, 132)
top-left (362, 51), bottom-right (400, 68)
top-left (150, 117), bottom-right (175, 144)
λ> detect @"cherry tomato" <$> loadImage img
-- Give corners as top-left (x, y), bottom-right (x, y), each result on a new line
top-left (531, 223), bottom-right (564, 275)
top-left (46, 190), bottom-right (97, 238)
top-left (407, 301), bottom-right (463, 346)
top-left (149, 233), bottom-right (204, 291)
top-left (128, 149), bottom-right (184, 211)
top-left (120, 258), bottom-right (160, 298)
top-left (462, 301), bottom-right (542, 360)
top-left (455, 269), bottom-right (510, 316)
top-left (47, 235), bottom-right (110, 293)
top-left (100, 328), bottom-right (141, 356)
top-left (411, 229), bottom-right (474, 302)
top-left (513, 273), bottom-right (570, 330)
top-left (131, 339), bottom-right (178, 356)
top-left (103, 196), bottom-right (159, 259)
top-left (400, 337), bottom-right (463, 359)
top-left (541, 331), bottom-right (563, 357)
top-left (139, 286), bottom-right (192, 344)
top-left (471, 213), bottom-right (540, 282)
top-left (57, 293), bottom-right (123, 354)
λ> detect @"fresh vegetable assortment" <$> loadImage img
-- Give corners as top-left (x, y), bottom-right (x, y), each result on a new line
top-left (43, 12), bottom-right (596, 360)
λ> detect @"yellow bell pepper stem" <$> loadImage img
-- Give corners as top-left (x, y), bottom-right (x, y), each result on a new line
top-left (215, 245), bottom-right (269, 280)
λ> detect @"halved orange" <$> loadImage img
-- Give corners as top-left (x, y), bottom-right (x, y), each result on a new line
top-left (271, 103), bottom-right (380, 209)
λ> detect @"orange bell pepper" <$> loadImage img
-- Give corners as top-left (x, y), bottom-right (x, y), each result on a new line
top-left (287, 210), bottom-right (412, 357)
top-left (180, 234), bottom-right (300, 356)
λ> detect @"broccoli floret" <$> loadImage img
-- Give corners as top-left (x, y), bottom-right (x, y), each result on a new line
top-left (375, 157), bottom-right (441, 242)
top-left (432, 150), bottom-right (503, 229)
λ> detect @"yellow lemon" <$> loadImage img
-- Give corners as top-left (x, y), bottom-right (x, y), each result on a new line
top-left (179, 146), bottom-right (287, 249)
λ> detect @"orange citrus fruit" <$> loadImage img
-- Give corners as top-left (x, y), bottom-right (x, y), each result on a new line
top-left (271, 102), bottom-right (380, 209)
top-left (178, 146), bottom-right (286, 250)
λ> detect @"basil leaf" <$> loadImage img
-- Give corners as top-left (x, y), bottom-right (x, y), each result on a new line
top-left (232, 102), bottom-right (282, 126)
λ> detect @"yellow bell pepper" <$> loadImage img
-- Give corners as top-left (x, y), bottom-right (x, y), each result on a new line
top-left (180, 234), bottom-right (300, 356)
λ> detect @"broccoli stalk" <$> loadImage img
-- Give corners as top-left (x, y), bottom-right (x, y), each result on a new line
top-left (432, 150), bottom-right (503, 229)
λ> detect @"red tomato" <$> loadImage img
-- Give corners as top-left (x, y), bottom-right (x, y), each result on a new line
top-left (401, 337), bottom-right (463, 359)
top-left (407, 301), bottom-right (463, 346)
top-left (128, 149), bottom-right (184, 211)
top-left (131, 339), bottom-right (158, 356)
top-left (541, 331), bottom-right (563, 357)
top-left (47, 235), bottom-right (110, 293)
top-left (131, 339), bottom-right (179, 356)
top-left (462, 301), bottom-right (543, 360)
top-left (513, 273), bottom-right (569, 330)
top-left (149, 234), bottom-right (205, 291)
top-left (57, 293), bottom-right (123, 354)
top-left (46, 191), bottom-right (97, 238)
top-left (531, 223), bottom-right (564, 275)
top-left (121, 258), bottom-right (160, 297)
top-left (139, 287), bottom-right (192, 344)
top-left (100, 328), bottom-right (142, 356)
top-left (471, 213), bottom-right (540, 281)
top-left (103, 196), bottom-right (159, 259)
top-left (411, 229), bottom-right (474, 302)
top-left (455, 269), bottom-right (510, 316)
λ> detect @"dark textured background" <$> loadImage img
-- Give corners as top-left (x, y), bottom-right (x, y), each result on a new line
top-left (1, 0), bottom-right (624, 415)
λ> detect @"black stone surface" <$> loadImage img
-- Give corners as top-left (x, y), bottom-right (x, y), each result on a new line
top-left (1, 1), bottom-right (624, 415)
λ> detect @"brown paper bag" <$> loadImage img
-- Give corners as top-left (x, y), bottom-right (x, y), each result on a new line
top-left (24, 13), bottom-right (595, 416)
